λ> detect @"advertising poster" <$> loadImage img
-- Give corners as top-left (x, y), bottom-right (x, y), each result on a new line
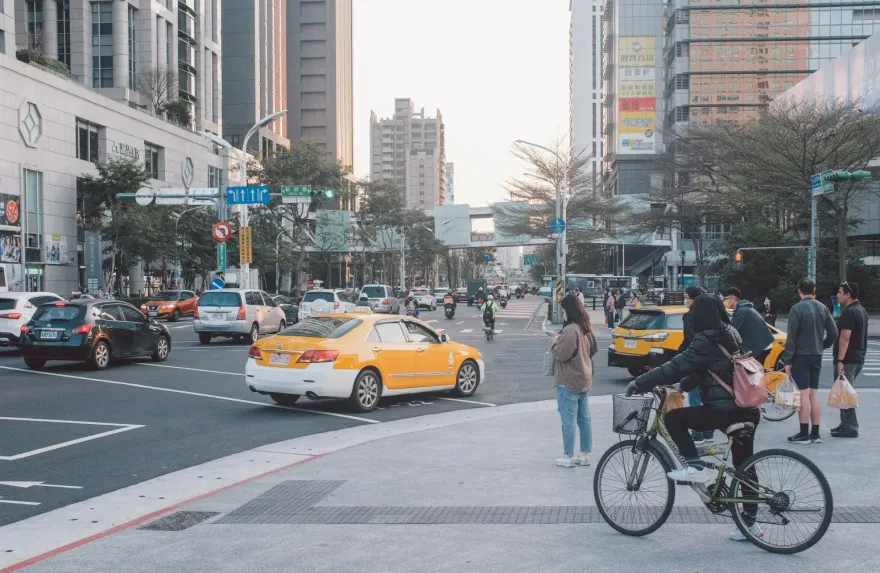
top-left (618, 36), bottom-right (657, 155)
top-left (0, 232), bottom-right (22, 263)
top-left (0, 194), bottom-right (21, 227)
top-left (44, 234), bottom-right (69, 265)
top-left (84, 231), bottom-right (103, 293)
top-left (618, 37), bottom-right (655, 68)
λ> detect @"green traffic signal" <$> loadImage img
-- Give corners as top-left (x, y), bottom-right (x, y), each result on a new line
top-left (851, 170), bottom-right (871, 180)
top-left (311, 189), bottom-right (334, 199)
top-left (828, 170), bottom-right (872, 182)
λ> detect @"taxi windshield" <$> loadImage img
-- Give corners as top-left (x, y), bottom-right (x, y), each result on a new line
top-left (619, 312), bottom-right (683, 330)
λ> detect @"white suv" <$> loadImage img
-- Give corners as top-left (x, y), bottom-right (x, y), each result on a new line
top-left (194, 289), bottom-right (287, 344)
top-left (298, 289), bottom-right (356, 320)
top-left (0, 292), bottom-right (65, 348)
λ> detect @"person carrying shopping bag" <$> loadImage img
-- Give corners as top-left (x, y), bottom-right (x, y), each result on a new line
top-left (831, 281), bottom-right (868, 438)
top-left (552, 294), bottom-right (597, 468)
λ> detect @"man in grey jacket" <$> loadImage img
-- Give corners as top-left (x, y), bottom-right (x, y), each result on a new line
top-left (782, 279), bottom-right (838, 444)
top-left (723, 287), bottom-right (775, 364)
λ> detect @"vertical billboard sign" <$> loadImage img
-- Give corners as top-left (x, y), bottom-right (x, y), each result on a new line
top-left (618, 37), bottom-right (657, 154)
top-left (84, 230), bottom-right (103, 293)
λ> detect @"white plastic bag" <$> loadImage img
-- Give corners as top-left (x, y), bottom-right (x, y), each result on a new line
top-left (828, 372), bottom-right (859, 409)
top-left (543, 349), bottom-right (556, 377)
top-left (772, 374), bottom-right (801, 411)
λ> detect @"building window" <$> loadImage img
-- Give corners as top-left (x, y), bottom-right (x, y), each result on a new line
top-left (208, 165), bottom-right (222, 188)
top-left (26, 0), bottom-right (42, 50)
top-left (166, 22), bottom-right (173, 67)
top-left (144, 143), bottom-right (161, 179)
top-left (91, 2), bottom-right (113, 88)
top-left (211, 52), bottom-right (218, 123)
top-left (57, 1), bottom-right (71, 65)
top-left (210, 0), bottom-right (218, 42)
top-left (128, 6), bottom-right (136, 89)
top-left (24, 169), bottom-right (43, 264)
top-left (76, 120), bottom-right (101, 163)
top-left (0, 30), bottom-right (5, 54)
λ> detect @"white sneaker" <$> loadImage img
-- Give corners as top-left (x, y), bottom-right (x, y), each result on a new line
top-left (692, 438), bottom-right (705, 445)
top-left (730, 523), bottom-right (764, 541)
top-left (556, 455), bottom-right (575, 468)
top-left (574, 452), bottom-right (591, 466)
top-left (666, 465), bottom-right (713, 483)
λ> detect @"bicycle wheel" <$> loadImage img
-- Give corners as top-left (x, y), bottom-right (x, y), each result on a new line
top-left (593, 440), bottom-right (676, 536)
top-left (729, 448), bottom-right (833, 554)
top-left (761, 393), bottom-right (796, 422)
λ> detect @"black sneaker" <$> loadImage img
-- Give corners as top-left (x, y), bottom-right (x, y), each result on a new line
top-left (810, 434), bottom-right (822, 444)
top-left (831, 429), bottom-right (859, 438)
top-left (830, 426), bottom-right (843, 434)
top-left (787, 432), bottom-right (811, 445)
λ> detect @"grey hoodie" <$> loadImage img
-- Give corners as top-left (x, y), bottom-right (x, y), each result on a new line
top-left (781, 297), bottom-right (838, 364)
top-left (731, 300), bottom-right (775, 359)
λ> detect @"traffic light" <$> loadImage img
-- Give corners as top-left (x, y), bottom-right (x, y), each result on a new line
top-left (311, 189), bottom-right (334, 199)
top-left (828, 170), bottom-right (872, 182)
top-left (733, 251), bottom-right (743, 269)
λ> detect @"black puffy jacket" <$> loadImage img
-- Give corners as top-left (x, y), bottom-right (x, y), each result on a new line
top-left (634, 324), bottom-right (751, 412)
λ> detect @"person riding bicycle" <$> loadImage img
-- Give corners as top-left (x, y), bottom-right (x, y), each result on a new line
top-left (626, 294), bottom-right (763, 540)
top-left (480, 294), bottom-right (500, 330)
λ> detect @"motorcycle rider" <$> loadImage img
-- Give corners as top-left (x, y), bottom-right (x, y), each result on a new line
top-left (480, 294), bottom-right (500, 332)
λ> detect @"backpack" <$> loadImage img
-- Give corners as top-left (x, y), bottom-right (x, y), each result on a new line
top-left (708, 344), bottom-right (768, 408)
top-left (483, 305), bottom-right (494, 320)
top-left (615, 296), bottom-right (626, 310)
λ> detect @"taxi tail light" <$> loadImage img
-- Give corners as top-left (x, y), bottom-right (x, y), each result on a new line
top-left (0, 312), bottom-right (22, 319)
top-left (298, 350), bottom-right (339, 363)
top-left (237, 305), bottom-right (246, 320)
top-left (641, 332), bottom-right (669, 342)
top-left (72, 323), bottom-right (94, 335)
top-left (248, 346), bottom-right (262, 360)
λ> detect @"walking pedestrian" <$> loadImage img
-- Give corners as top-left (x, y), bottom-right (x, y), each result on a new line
top-left (782, 278), bottom-right (838, 444)
top-left (680, 286), bottom-right (713, 443)
top-left (723, 287), bottom-right (775, 365)
top-left (831, 281), bottom-right (867, 439)
top-left (552, 294), bottom-right (595, 468)
top-left (604, 289), bottom-right (616, 329)
top-left (576, 287), bottom-right (584, 306)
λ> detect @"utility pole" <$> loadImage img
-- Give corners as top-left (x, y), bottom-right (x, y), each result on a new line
top-left (809, 169), bottom-right (870, 280)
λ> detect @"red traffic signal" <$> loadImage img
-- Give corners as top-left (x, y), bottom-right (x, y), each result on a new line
top-left (734, 251), bottom-right (743, 263)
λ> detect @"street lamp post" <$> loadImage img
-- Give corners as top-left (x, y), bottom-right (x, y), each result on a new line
top-left (201, 110), bottom-right (287, 289)
top-left (515, 140), bottom-right (566, 323)
top-left (275, 230), bottom-right (285, 295)
top-left (679, 250), bottom-right (686, 290)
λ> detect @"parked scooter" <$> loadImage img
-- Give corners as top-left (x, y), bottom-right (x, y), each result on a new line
top-left (443, 294), bottom-right (456, 319)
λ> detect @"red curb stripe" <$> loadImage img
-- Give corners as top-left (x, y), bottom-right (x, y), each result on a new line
top-left (0, 452), bottom-right (325, 573)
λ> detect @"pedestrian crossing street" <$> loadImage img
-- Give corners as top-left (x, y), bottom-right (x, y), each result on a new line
top-left (823, 347), bottom-right (880, 377)
top-left (418, 298), bottom-right (545, 336)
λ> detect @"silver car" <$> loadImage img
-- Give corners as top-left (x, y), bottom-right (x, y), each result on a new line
top-left (358, 284), bottom-right (400, 314)
top-left (194, 289), bottom-right (287, 344)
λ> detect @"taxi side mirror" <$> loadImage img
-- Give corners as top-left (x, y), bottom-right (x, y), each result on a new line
top-left (440, 333), bottom-right (448, 343)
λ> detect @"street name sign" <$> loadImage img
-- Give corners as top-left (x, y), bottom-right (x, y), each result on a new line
top-left (282, 185), bottom-right (312, 204)
top-left (226, 186), bottom-right (270, 205)
top-left (217, 243), bottom-right (227, 272)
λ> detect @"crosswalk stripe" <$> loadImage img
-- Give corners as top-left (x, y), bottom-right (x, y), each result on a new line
top-left (461, 329), bottom-right (474, 333)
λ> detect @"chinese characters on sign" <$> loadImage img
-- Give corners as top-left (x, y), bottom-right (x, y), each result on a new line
top-left (617, 37), bottom-right (657, 155)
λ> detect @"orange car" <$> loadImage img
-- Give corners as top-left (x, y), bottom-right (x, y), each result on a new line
top-left (140, 290), bottom-right (197, 322)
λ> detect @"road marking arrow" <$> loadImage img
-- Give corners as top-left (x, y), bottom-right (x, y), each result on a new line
top-left (0, 481), bottom-right (83, 490)
top-left (0, 497), bottom-right (40, 506)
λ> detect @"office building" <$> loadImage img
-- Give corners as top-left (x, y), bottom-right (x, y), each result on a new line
top-left (0, 2), bottom-right (227, 293)
top-left (446, 162), bottom-right (455, 204)
top-left (222, 0), bottom-right (289, 155)
top-left (286, 0), bottom-right (353, 168)
top-left (601, 0), bottom-right (665, 198)
top-left (570, 0), bottom-right (603, 183)
top-left (663, 0), bottom-right (880, 132)
top-left (370, 98), bottom-right (447, 209)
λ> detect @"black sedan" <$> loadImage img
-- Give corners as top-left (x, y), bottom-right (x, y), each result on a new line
top-left (19, 300), bottom-right (171, 370)
top-left (271, 295), bottom-right (299, 325)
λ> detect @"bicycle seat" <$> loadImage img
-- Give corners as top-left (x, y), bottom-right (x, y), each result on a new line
top-left (724, 422), bottom-right (755, 437)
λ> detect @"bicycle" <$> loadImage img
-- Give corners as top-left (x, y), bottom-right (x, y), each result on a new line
top-left (593, 387), bottom-right (833, 554)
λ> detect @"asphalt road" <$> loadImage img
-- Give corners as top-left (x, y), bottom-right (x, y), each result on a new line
top-left (0, 295), bottom-right (636, 526)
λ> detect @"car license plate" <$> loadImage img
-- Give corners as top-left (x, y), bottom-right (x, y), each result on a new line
top-left (148, 311), bottom-right (158, 317)
top-left (210, 313), bottom-right (225, 321)
top-left (269, 353), bottom-right (289, 365)
top-left (40, 330), bottom-right (60, 340)
top-left (624, 339), bottom-right (637, 349)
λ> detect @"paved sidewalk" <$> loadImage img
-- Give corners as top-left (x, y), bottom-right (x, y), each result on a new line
top-left (4, 393), bottom-right (880, 573)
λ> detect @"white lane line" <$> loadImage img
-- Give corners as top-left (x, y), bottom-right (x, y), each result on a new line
top-left (0, 366), bottom-right (379, 424)
top-left (135, 363), bottom-right (239, 376)
top-left (0, 417), bottom-right (144, 461)
top-left (437, 397), bottom-right (497, 407)
top-left (460, 329), bottom-right (474, 333)
top-left (169, 324), bottom-right (194, 330)
top-left (0, 498), bottom-right (40, 506)
top-left (455, 321), bottom-right (464, 325)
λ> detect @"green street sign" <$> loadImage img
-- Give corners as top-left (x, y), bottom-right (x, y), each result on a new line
top-left (523, 254), bottom-right (538, 266)
top-left (282, 185), bottom-right (312, 197)
top-left (217, 242), bottom-right (227, 272)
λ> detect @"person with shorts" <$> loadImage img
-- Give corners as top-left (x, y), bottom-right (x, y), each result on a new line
top-left (782, 278), bottom-right (838, 444)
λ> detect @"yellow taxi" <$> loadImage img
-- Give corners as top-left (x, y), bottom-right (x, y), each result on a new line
top-left (608, 306), bottom-right (787, 377)
top-left (245, 311), bottom-right (485, 412)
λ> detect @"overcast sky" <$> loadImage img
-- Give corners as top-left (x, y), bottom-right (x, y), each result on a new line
top-left (352, 0), bottom-right (571, 208)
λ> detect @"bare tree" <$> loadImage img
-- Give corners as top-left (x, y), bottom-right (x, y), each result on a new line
top-left (136, 66), bottom-right (178, 115)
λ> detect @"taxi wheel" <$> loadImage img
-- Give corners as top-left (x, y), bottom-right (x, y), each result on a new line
top-left (453, 360), bottom-right (479, 397)
top-left (349, 369), bottom-right (382, 412)
top-left (270, 393), bottom-right (301, 406)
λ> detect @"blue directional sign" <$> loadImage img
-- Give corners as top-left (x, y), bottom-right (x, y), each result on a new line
top-left (226, 186), bottom-right (270, 205)
top-left (549, 218), bottom-right (566, 234)
top-left (482, 252), bottom-right (492, 262)
top-left (210, 277), bottom-right (225, 290)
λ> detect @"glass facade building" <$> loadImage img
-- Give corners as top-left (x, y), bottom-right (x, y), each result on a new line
top-left (663, 0), bottom-right (880, 132)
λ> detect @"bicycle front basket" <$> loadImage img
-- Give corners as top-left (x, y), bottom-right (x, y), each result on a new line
top-left (612, 394), bottom-right (654, 435)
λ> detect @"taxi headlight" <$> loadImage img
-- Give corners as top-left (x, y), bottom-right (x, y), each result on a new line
top-left (641, 332), bottom-right (669, 342)
top-left (611, 331), bottom-right (623, 339)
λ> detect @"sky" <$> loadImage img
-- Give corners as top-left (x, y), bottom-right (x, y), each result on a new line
top-left (352, 0), bottom-right (571, 208)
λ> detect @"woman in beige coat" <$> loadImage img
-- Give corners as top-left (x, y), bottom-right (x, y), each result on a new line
top-left (552, 294), bottom-right (596, 468)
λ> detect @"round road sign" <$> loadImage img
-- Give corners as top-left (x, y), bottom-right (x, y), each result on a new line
top-left (212, 221), bottom-right (232, 243)
top-left (135, 188), bottom-right (154, 206)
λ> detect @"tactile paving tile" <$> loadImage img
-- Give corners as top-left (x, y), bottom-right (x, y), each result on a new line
top-left (216, 481), bottom-right (880, 525)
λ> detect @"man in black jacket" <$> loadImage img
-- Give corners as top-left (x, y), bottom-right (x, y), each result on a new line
top-left (680, 286), bottom-right (713, 443)
top-left (723, 287), bottom-right (775, 365)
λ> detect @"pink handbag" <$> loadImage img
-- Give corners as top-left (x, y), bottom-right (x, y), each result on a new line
top-left (708, 344), bottom-right (769, 408)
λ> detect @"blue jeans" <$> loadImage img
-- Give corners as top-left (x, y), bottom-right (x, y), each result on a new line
top-left (556, 386), bottom-right (592, 456)
top-left (687, 389), bottom-right (714, 440)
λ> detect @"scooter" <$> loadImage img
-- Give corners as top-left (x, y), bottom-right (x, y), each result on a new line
top-left (443, 295), bottom-right (456, 319)
top-left (483, 319), bottom-right (495, 341)
top-left (500, 297), bottom-right (508, 309)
